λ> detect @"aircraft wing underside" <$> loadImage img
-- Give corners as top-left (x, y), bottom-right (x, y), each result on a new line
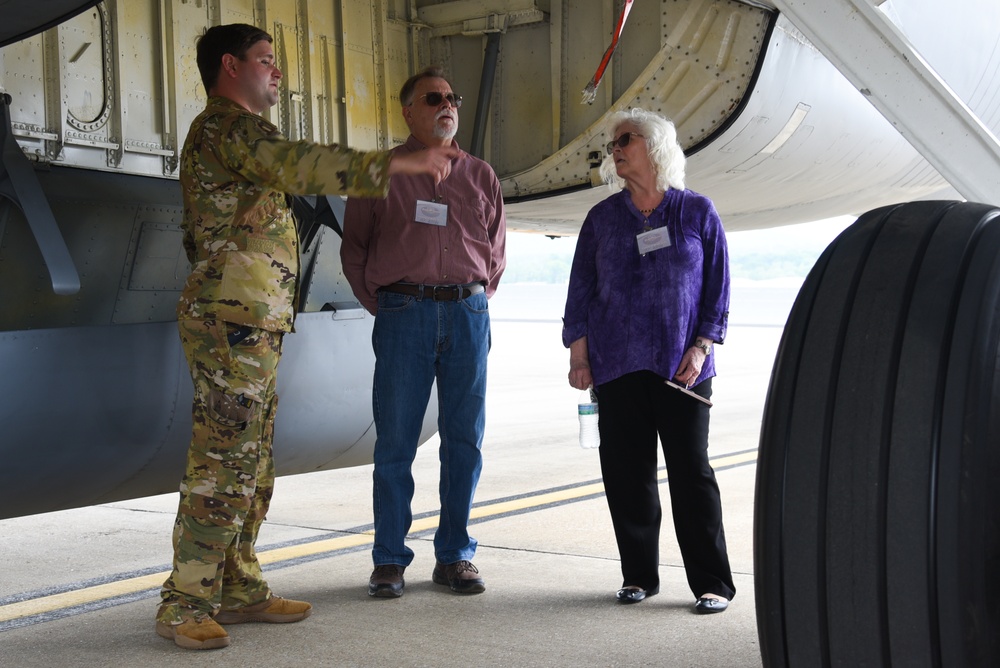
top-left (3, 0), bottom-right (994, 240)
top-left (0, 0), bottom-right (101, 48)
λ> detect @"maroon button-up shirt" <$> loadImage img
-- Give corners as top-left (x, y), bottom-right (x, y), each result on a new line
top-left (341, 136), bottom-right (507, 314)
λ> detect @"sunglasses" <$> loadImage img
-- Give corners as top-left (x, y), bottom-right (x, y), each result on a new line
top-left (606, 132), bottom-right (644, 154)
top-left (414, 92), bottom-right (463, 108)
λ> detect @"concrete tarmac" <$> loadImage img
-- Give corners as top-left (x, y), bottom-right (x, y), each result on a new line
top-left (0, 289), bottom-right (782, 668)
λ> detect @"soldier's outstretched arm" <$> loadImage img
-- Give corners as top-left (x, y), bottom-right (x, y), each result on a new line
top-left (388, 146), bottom-right (459, 183)
top-left (218, 113), bottom-right (459, 196)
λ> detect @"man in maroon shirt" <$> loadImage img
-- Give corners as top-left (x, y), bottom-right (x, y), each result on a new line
top-left (341, 66), bottom-right (506, 599)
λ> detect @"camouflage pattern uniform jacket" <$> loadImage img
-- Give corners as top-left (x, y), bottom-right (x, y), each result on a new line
top-left (177, 96), bottom-right (393, 332)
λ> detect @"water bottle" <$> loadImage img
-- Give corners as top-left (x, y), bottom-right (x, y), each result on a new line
top-left (578, 388), bottom-right (600, 449)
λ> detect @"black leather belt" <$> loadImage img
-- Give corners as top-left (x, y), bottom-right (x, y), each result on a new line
top-left (382, 282), bottom-right (485, 301)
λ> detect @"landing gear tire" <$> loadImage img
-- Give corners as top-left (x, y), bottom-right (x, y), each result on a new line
top-left (754, 201), bottom-right (1000, 667)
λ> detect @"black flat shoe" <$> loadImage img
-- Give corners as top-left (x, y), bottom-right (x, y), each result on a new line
top-left (616, 585), bottom-right (659, 604)
top-left (694, 596), bottom-right (729, 614)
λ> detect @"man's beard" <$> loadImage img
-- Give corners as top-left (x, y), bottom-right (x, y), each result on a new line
top-left (433, 109), bottom-right (458, 139)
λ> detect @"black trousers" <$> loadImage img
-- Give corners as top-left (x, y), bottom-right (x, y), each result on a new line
top-left (597, 371), bottom-right (736, 600)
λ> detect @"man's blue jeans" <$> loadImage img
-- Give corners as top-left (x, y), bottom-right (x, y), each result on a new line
top-left (371, 289), bottom-right (491, 567)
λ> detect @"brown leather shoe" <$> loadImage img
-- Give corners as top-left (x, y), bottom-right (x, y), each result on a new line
top-left (432, 560), bottom-right (486, 594)
top-left (155, 616), bottom-right (230, 650)
top-left (368, 564), bottom-right (405, 598)
top-left (214, 596), bottom-right (312, 624)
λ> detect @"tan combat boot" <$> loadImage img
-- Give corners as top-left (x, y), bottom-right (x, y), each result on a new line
top-left (155, 605), bottom-right (230, 650)
top-left (214, 595), bottom-right (312, 624)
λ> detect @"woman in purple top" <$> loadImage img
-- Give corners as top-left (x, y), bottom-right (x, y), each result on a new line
top-left (563, 108), bottom-right (735, 613)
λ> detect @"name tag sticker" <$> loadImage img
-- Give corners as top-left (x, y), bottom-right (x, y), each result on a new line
top-left (415, 200), bottom-right (448, 226)
top-left (636, 227), bottom-right (671, 254)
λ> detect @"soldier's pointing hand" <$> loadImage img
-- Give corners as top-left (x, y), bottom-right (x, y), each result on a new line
top-left (388, 146), bottom-right (459, 183)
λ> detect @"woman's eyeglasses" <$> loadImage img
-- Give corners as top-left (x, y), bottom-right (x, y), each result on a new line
top-left (606, 132), bottom-right (644, 154)
top-left (413, 92), bottom-right (463, 108)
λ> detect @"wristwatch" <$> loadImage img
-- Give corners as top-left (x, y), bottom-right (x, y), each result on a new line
top-left (694, 341), bottom-right (712, 355)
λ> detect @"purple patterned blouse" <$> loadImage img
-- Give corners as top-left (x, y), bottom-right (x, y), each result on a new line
top-left (562, 187), bottom-right (730, 387)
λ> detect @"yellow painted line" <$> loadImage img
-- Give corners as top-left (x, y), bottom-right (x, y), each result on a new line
top-left (1, 449), bottom-right (757, 624)
top-left (0, 573), bottom-right (168, 623)
top-left (258, 531), bottom-right (375, 565)
top-left (471, 483), bottom-right (608, 520)
top-left (705, 450), bottom-right (758, 470)
top-left (0, 530), bottom-right (379, 624)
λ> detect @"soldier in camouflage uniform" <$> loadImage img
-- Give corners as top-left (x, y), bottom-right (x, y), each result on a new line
top-left (156, 23), bottom-right (456, 651)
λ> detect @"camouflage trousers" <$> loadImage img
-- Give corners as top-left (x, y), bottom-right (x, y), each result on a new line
top-left (159, 318), bottom-right (284, 621)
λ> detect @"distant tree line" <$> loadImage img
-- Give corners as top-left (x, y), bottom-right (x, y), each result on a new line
top-left (729, 251), bottom-right (823, 280)
top-left (501, 255), bottom-right (574, 284)
top-left (501, 248), bottom-right (821, 284)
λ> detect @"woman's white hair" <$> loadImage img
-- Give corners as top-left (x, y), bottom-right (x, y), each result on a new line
top-left (598, 108), bottom-right (686, 192)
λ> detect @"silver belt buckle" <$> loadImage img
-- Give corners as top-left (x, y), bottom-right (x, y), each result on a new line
top-left (431, 285), bottom-right (452, 300)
